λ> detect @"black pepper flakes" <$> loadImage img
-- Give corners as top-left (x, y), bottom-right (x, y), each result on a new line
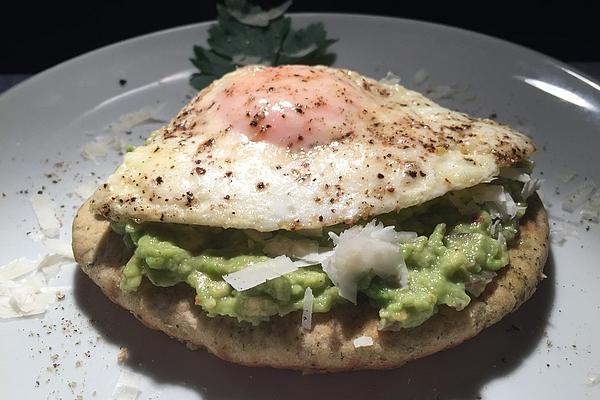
top-left (195, 167), bottom-right (206, 175)
top-left (155, 176), bottom-right (164, 185)
top-left (185, 191), bottom-right (194, 206)
top-left (377, 173), bottom-right (384, 179)
top-left (256, 182), bottom-right (265, 190)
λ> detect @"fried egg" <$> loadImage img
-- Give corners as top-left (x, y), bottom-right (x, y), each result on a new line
top-left (91, 65), bottom-right (535, 231)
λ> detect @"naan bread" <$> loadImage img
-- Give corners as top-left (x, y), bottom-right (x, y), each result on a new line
top-left (72, 195), bottom-right (548, 371)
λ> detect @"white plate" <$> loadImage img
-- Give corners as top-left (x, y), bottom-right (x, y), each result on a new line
top-left (1, 14), bottom-right (599, 400)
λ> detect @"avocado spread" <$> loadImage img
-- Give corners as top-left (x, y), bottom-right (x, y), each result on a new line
top-left (114, 179), bottom-right (529, 330)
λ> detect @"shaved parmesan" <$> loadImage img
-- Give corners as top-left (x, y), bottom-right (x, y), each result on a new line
top-left (0, 258), bottom-right (40, 282)
top-left (321, 221), bottom-right (409, 303)
top-left (380, 72), bottom-right (401, 86)
top-left (562, 183), bottom-right (597, 213)
top-left (522, 178), bottom-right (543, 199)
top-left (81, 135), bottom-right (129, 164)
top-left (586, 372), bottom-right (600, 387)
top-left (353, 336), bottom-right (374, 348)
top-left (499, 167), bottom-right (531, 183)
top-left (428, 85), bottom-right (453, 100)
top-left (559, 170), bottom-right (577, 183)
top-left (223, 256), bottom-right (298, 291)
top-left (580, 207), bottom-right (599, 223)
top-left (549, 217), bottom-right (580, 245)
top-left (29, 195), bottom-right (60, 238)
top-left (490, 219), bottom-right (501, 236)
top-left (0, 254), bottom-right (72, 318)
top-left (301, 287), bottom-right (314, 331)
top-left (108, 105), bottom-right (165, 133)
top-left (72, 181), bottom-right (97, 200)
top-left (413, 68), bottom-right (429, 85)
top-left (43, 238), bottom-right (74, 259)
top-left (111, 369), bottom-right (141, 400)
top-left (471, 185), bottom-right (518, 219)
top-left (580, 196), bottom-right (600, 222)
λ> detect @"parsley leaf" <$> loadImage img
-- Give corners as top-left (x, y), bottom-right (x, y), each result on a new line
top-left (189, 0), bottom-right (337, 90)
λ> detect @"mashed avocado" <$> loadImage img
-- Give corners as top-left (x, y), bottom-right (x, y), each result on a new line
top-left (115, 180), bottom-right (529, 329)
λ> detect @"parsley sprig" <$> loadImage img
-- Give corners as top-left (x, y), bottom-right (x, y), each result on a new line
top-left (190, 0), bottom-right (337, 90)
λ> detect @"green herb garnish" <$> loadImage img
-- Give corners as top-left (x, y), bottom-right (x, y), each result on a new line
top-left (190, 0), bottom-right (337, 90)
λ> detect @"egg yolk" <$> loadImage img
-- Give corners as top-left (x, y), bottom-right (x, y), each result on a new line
top-left (211, 65), bottom-right (364, 150)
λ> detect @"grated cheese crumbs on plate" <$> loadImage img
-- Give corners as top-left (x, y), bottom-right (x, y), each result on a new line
top-left (586, 372), bottom-right (600, 387)
top-left (379, 72), bottom-right (401, 86)
top-left (413, 68), bottom-right (429, 85)
top-left (301, 287), bottom-right (314, 331)
top-left (29, 194), bottom-right (60, 238)
top-left (72, 181), bottom-right (98, 200)
top-left (111, 369), bottom-right (141, 400)
top-left (428, 85), bottom-right (454, 100)
top-left (43, 238), bottom-right (74, 259)
top-left (353, 336), bottom-right (374, 348)
top-left (558, 170), bottom-right (577, 183)
top-left (549, 216), bottom-right (580, 246)
top-left (81, 135), bottom-right (129, 164)
top-left (0, 254), bottom-right (73, 319)
top-left (562, 183), bottom-right (597, 213)
top-left (107, 105), bottom-right (165, 133)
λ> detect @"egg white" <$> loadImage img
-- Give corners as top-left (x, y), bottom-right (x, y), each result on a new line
top-left (91, 65), bottom-right (535, 231)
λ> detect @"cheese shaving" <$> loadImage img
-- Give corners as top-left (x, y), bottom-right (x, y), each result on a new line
top-left (0, 258), bottom-right (40, 282)
top-left (586, 372), bottom-right (600, 387)
top-left (558, 170), bottom-right (577, 183)
top-left (521, 178), bottom-right (543, 199)
top-left (562, 183), bottom-right (597, 213)
top-left (301, 287), bottom-right (314, 331)
top-left (111, 369), bottom-right (142, 400)
top-left (0, 254), bottom-right (72, 318)
top-left (81, 135), bottom-right (130, 164)
top-left (413, 68), bottom-right (429, 85)
top-left (108, 105), bottom-right (165, 133)
top-left (580, 196), bottom-right (600, 222)
top-left (380, 72), bottom-right (401, 86)
top-left (471, 185), bottom-right (518, 219)
top-left (499, 167), bottom-right (531, 183)
top-left (29, 194), bottom-right (60, 238)
top-left (352, 336), bottom-right (374, 348)
top-left (321, 221), bottom-right (410, 303)
top-left (43, 238), bottom-right (75, 259)
top-left (72, 181), bottom-right (97, 200)
top-left (549, 216), bottom-right (580, 245)
top-left (428, 85), bottom-right (454, 100)
top-left (223, 256), bottom-right (299, 291)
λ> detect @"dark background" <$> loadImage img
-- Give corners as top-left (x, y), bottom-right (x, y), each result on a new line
top-left (0, 0), bottom-right (596, 73)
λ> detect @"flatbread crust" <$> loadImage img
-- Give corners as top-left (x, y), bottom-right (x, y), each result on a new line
top-left (72, 195), bottom-right (549, 372)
